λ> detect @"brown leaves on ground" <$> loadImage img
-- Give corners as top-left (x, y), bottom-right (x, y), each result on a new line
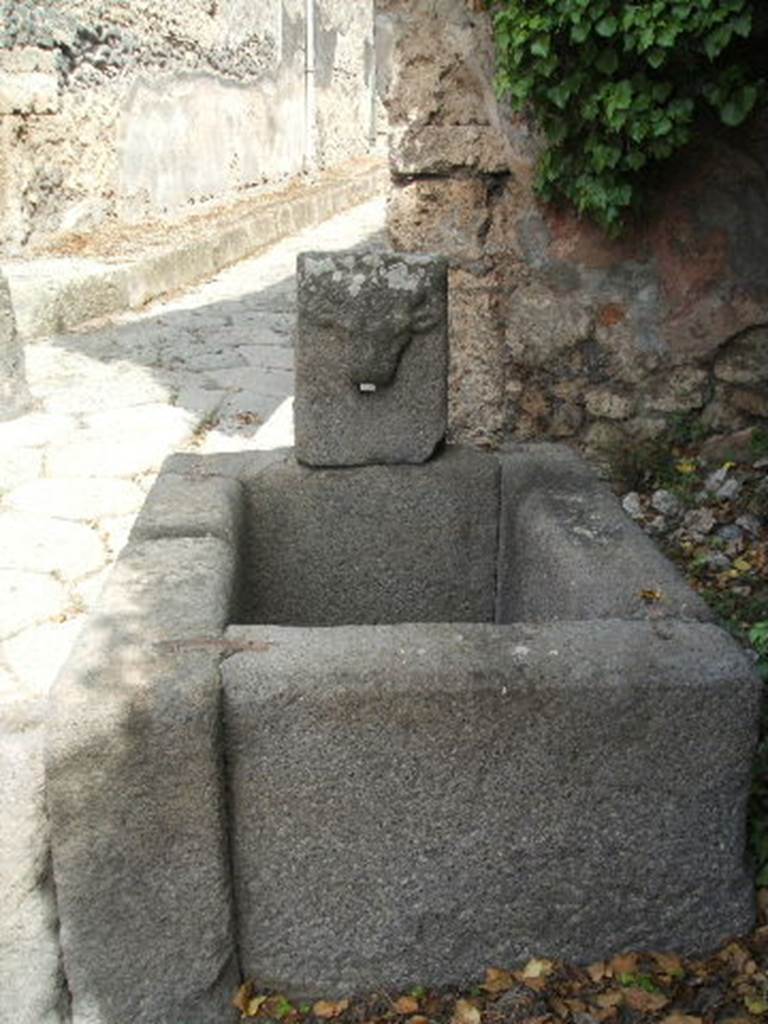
top-left (313, 1001), bottom-right (350, 1019)
top-left (234, 918), bottom-right (768, 1024)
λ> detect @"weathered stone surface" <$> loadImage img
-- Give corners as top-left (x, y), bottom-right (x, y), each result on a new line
top-left (383, 0), bottom-right (768, 446)
top-left (0, 69), bottom-right (59, 115)
top-left (448, 267), bottom-right (505, 446)
top-left (496, 444), bottom-right (711, 623)
top-left (0, 699), bottom-right (67, 1024)
top-left (642, 366), bottom-right (710, 414)
top-left (715, 326), bottom-right (768, 385)
top-left (162, 448), bottom-right (288, 480)
top-left (387, 179), bottom-right (489, 262)
top-left (390, 125), bottom-right (511, 175)
top-left (584, 388), bottom-right (635, 421)
top-left (294, 251), bottom-right (448, 466)
top-left (130, 473), bottom-right (244, 547)
top-left (0, 271), bottom-right (30, 421)
top-left (223, 618), bottom-right (759, 997)
top-left (46, 537), bottom-right (240, 1024)
top-left (240, 445), bottom-right (499, 626)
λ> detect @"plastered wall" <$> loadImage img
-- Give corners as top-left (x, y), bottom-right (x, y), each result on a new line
top-left (0, 0), bottom-right (375, 255)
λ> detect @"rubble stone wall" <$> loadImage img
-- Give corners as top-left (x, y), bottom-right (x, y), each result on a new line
top-left (383, 0), bottom-right (768, 452)
top-left (0, 0), bottom-right (374, 256)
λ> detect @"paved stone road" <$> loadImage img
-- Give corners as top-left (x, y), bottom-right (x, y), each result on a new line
top-left (0, 197), bottom-right (387, 704)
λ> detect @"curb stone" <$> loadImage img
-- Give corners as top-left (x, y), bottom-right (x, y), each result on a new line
top-left (2, 159), bottom-right (389, 341)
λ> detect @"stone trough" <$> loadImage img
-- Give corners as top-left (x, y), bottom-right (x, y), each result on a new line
top-left (46, 253), bottom-right (761, 1024)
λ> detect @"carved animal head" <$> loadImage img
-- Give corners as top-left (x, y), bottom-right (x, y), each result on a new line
top-left (304, 262), bottom-right (442, 392)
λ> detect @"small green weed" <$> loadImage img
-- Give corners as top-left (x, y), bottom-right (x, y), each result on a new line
top-left (618, 973), bottom-right (662, 992)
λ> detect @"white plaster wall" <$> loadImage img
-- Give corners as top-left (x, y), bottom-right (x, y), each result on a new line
top-left (0, 0), bottom-right (375, 255)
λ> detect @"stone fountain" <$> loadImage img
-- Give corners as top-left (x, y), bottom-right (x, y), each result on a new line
top-left (46, 252), bottom-right (761, 1024)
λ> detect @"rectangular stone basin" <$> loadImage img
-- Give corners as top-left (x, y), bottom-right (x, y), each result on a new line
top-left (46, 442), bottom-right (761, 1024)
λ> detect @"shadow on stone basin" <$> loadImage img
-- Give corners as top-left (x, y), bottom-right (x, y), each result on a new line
top-left (44, 441), bottom-right (761, 1023)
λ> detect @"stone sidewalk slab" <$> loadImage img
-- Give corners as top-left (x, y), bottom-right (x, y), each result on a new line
top-left (0, 196), bottom-right (387, 701)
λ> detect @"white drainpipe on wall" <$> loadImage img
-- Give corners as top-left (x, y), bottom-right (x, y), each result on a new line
top-left (304, 0), bottom-right (316, 172)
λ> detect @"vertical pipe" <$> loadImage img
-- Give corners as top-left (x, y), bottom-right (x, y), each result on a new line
top-left (304, 0), bottom-right (316, 172)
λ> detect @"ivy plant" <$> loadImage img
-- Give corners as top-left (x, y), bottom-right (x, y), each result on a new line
top-left (488, 0), bottom-right (765, 233)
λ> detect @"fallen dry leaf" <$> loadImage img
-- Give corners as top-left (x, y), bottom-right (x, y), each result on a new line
top-left (721, 942), bottom-right (751, 971)
top-left (522, 958), bottom-right (555, 979)
top-left (653, 952), bottom-right (685, 976)
top-left (407, 1017), bottom-right (430, 1024)
top-left (233, 984), bottom-right (252, 1014)
top-left (564, 999), bottom-right (587, 1014)
top-left (483, 967), bottom-right (514, 994)
top-left (660, 1014), bottom-right (702, 1024)
top-left (623, 988), bottom-right (669, 1013)
top-left (595, 991), bottom-right (624, 1009)
top-left (451, 998), bottom-right (481, 1024)
top-left (393, 997), bottom-right (420, 1015)
top-left (313, 1001), bottom-right (350, 1020)
top-left (233, 984), bottom-right (269, 1018)
top-left (551, 997), bottom-right (569, 1018)
top-left (610, 953), bottom-right (638, 974)
top-left (587, 961), bottom-right (608, 982)
top-left (592, 1009), bottom-right (619, 1023)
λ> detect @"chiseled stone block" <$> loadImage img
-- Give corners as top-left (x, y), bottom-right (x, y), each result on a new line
top-left (223, 619), bottom-right (759, 997)
top-left (46, 538), bottom-right (240, 1024)
top-left (496, 443), bottom-right (713, 623)
top-left (240, 445), bottom-right (499, 626)
top-left (294, 251), bottom-right (448, 466)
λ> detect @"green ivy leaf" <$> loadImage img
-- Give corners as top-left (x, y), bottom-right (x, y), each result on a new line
top-left (720, 83), bottom-right (758, 125)
top-left (595, 15), bottom-right (618, 38)
top-left (490, 0), bottom-right (763, 235)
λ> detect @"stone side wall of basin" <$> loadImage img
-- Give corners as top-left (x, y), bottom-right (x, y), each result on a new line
top-left (39, 444), bottom-right (761, 1022)
top-left (381, 0), bottom-right (768, 454)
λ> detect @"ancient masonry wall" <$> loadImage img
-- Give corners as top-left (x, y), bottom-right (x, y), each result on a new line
top-left (383, 0), bottom-right (768, 452)
top-left (0, 0), bottom-right (375, 256)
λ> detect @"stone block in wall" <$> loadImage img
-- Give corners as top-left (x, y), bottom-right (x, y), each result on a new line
top-left (448, 267), bottom-right (505, 445)
top-left (390, 125), bottom-right (511, 175)
top-left (504, 280), bottom-right (593, 369)
top-left (702, 384), bottom-right (754, 434)
top-left (0, 48), bottom-right (58, 115)
top-left (643, 367), bottom-right (710, 414)
top-left (584, 388), bottom-right (635, 421)
top-left (731, 386), bottom-right (768, 419)
top-left (385, 3), bottom-right (497, 130)
top-left (714, 326), bottom-right (768, 386)
top-left (388, 178), bottom-right (489, 263)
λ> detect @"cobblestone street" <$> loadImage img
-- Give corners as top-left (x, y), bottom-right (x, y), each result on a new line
top-left (0, 196), bottom-right (387, 703)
